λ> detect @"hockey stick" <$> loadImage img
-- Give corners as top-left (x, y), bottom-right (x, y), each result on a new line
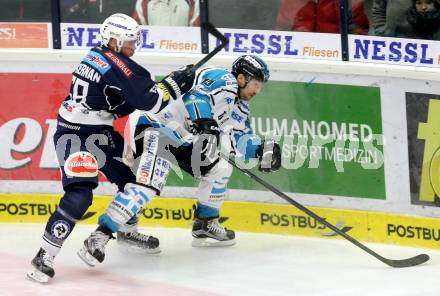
top-left (220, 153), bottom-right (430, 268)
top-left (186, 22), bottom-right (228, 74)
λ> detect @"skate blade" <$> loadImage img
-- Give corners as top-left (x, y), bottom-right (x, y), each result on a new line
top-left (27, 268), bottom-right (50, 284)
top-left (117, 241), bottom-right (162, 254)
top-left (77, 246), bottom-right (98, 267)
top-left (192, 237), bottom-right (236, 247)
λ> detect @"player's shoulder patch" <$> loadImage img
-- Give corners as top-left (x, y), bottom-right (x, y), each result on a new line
top-left (64, 151), bottom-right (98, 177)
top-left (103, 51), bottom-right (134, 78)
top-left (201, 78), bottom-right (215, 87)
top-left (199, 68), bottom-right (237, 92)
top-left (83, 51), bottom-right (111, 74)
top-left (203, 68), bottom-right (234, 81)
top-left (219, 71), bottom-right (237, 90)
top-left (221, 72), bottom-right (236, 82)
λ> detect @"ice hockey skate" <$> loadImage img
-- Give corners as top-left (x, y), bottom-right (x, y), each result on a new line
top-left (116, 231), bottom-right (161, 254)
top-left (192, 216), bottom-right (235, 247)
top-left (27, 248), bottom-right (55, 284)
top-left (77, 228), bottom-right (114, 267)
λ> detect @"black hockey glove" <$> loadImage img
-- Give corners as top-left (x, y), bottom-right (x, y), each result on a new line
top-left (256, 139), bottom-right (281, 173)
top-left (159, 65), bottom-right (195, 100)
top-left (191, 118), bottom-right (220, 163)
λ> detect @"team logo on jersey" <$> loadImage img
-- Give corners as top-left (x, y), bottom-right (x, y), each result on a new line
top-left (83, 51), bottom-right (111, 74)
top-left (202, 79), bottom-right (215, 86)
top-left (231, 111), bottom-right (244, 123)
top-left (64, 152), bottom-right (98, 177)
top-left (62, 101), bottom-right (75, 113)
top-left (51, 220), bottom-right (70, 239)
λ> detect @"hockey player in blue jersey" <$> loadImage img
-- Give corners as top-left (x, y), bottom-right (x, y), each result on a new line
top-left (27, 13), bottom-right (195, 283)
top-left (77, 54), bottom-right (282, 267)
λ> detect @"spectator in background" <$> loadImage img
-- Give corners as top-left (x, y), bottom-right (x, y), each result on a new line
top-left (394, 0), bottom-right (440, 40)
top-left (352, 1), bottom-right (370, 34)
top-left (275, 0), bottom-right (369, 34)
top-left (363, 0), bottom-right (373, 26)
top-left (370, 0), bottom-right (412, 36)
top-left (132, 0), bottom-right (200, 26)
top-left (61, 0), bottom-right (135, 23)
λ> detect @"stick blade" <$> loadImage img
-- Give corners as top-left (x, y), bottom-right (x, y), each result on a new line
top-left (384, 254), bottom-right (430, 268)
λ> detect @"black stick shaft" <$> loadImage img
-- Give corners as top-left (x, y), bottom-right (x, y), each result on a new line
top-left (221, 154), bottom-right (429, 268)
top-left (186, 22), bottom-right (228, 74)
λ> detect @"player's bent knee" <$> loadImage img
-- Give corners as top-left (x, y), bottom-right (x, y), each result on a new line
top-left (205, 159), bottom-right (233, 180)
top-left (100, 183), bottom-right (157, 232)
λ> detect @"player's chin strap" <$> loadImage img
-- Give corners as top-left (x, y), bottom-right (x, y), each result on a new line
top-left (237, 75), bottom-right (264, 99)
top-left (237, 74), bottom-right (251, 98)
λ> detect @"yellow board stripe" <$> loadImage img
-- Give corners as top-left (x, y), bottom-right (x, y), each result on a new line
top-left (1, 193), bottom-right (439, 249)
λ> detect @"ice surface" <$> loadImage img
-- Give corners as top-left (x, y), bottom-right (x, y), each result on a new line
top-left (1, 223), bottom-right (439, 296)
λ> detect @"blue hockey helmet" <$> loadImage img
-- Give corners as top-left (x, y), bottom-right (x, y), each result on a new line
top-left (231, 55), bottom-right (270, 83)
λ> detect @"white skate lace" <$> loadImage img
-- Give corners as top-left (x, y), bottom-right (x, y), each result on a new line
top-left (89, 231), bottom-right (111, 251)
top-left (126, 231), bottom-right (150, 242)
top-left (41, 250), bottom-right (54, 268)
top-left (207, 219), bottom-right (226, 235)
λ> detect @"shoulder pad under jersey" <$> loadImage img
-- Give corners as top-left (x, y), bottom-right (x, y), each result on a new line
top-left (197, 67), bottom-right (238, 93)
top-left (82, 48), bottom-right (112, 75)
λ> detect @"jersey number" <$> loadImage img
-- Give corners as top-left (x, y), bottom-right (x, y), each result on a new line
top-left (71, 77), bottom-right (89, 104)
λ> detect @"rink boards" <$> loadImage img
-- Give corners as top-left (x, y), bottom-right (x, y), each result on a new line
top-left (1, 193), bottom-right (439, 250)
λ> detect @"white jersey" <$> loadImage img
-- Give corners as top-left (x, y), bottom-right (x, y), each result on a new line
top-left (133, 0), bottom-right (200, 26)
top-left (131, 67), bottom-right (261, 159)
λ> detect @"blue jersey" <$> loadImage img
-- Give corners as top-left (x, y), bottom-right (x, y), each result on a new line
top-left (134, 67), bottom-right (261, 160)
top-left (59, 46), bottom-right (164, 126)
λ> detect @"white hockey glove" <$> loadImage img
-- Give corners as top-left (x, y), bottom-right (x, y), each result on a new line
top-left (256, 139), bottom-right (281, 173)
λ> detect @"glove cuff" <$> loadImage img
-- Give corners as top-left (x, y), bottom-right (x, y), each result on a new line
top-left (257, 139), bottom-right (277, 173)
top-left (157, 82), bottom-right (171, 102)
top-left (163, 76), bottom-right (182, 99)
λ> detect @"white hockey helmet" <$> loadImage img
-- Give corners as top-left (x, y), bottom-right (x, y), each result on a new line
top-left (100, 13), bottom-right (140, 52)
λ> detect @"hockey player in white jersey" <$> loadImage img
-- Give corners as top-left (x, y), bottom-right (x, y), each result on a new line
top-left (78, 55), bottom-right (281, 265)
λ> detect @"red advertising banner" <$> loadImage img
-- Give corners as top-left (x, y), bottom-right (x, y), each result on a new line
top-left (0, 73), bottom-right (127, 181)
top-left (0, 23), bottom-right (50, 48)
